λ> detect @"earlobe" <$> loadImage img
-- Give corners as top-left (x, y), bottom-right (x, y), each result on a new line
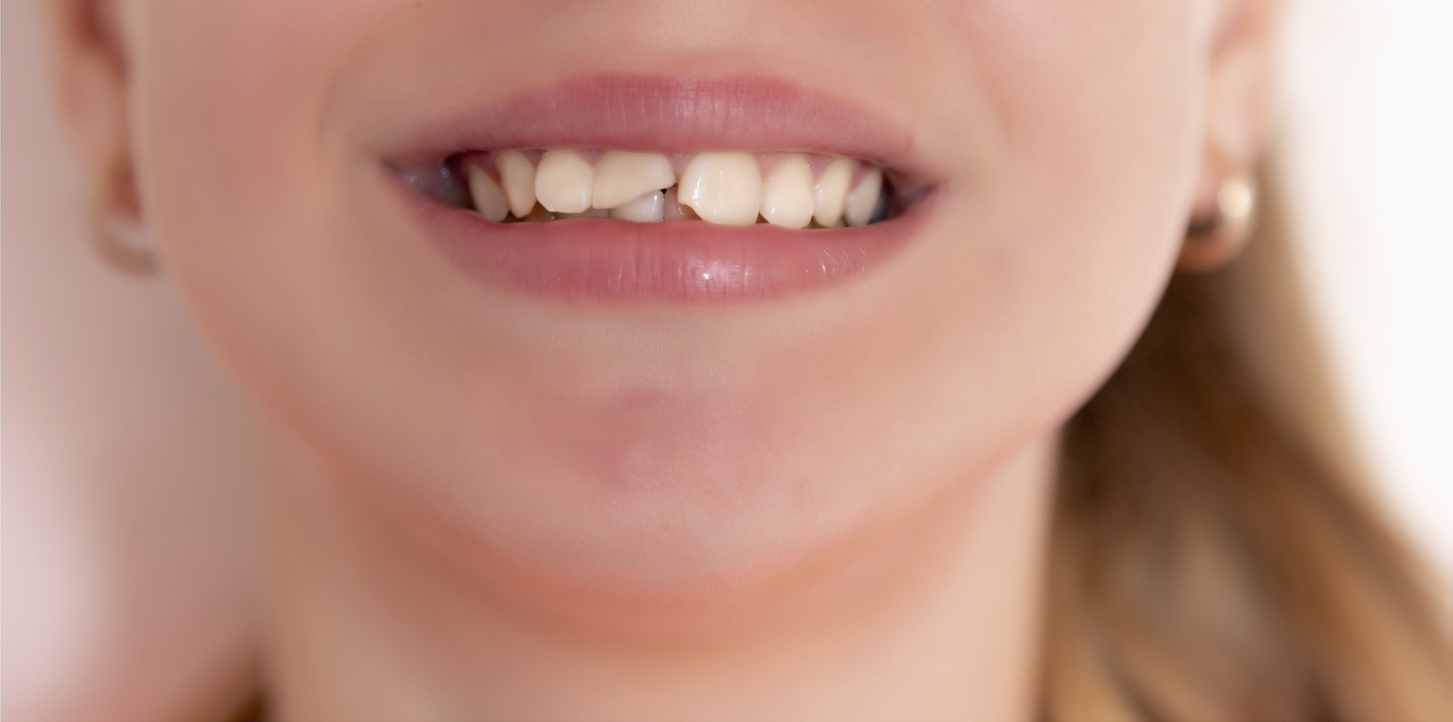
top-left (1180, 0), bottom-right (1280, 273)
top-left (46, 0), bottom-right (155, 273)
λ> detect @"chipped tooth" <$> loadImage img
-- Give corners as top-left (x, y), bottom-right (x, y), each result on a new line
top-left (465, 160), bottom-right (510, 222)
top-left (760, 154), bottom-right (816, 229)
top-left (813, 157), bottom-right (852, 227)
top-left (610, 190), bottom-right (666, 223)
top-left (535, 149), bottom-right (594, 214)
top-left (662, 187), bottom-right (697, 221)
top-left (592, 151), bottom-right (676, 209)
top-left (495, 150), bottom-right (538, 218)
top-left (845, 165), bottom-right (884, 227)
top-left (677, 152), bottom-right (762, 226)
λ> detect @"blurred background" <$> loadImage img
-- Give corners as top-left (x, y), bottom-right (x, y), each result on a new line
top-left (3, 0), bottom-right (1451, 720)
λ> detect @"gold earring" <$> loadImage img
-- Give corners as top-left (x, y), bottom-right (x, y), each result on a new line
top-left (1180, 170), bottom-right (1258, 272)
top-left (87, 145), bottom-right (158, 275)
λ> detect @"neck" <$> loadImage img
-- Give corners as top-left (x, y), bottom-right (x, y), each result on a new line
top-left (260, 423), bottom-right (1054, 722)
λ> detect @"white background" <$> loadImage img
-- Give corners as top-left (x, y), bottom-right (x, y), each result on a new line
top-left (1279, 0), bottom-right (1453, 576)
top-left (3, 0), bottom-right (1451, 720)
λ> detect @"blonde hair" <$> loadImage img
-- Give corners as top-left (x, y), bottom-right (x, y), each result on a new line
top-left (1042, 162), bottom-right (1453, 721)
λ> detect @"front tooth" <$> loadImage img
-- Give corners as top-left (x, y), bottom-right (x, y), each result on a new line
top-left (760, 155), bottom-right (816, 229)
top-left (845, 165), bottom-right (884, 227)
top-left (592, 151), bottom-right (676, 209)
top-left (495, 150), bottom-right (538, 218)
top-left (609, 190), bottom-right (666, 222)
top-left (465, 160), bottom-right (509, 222)
top-left (534, 150), bottom-right (593, 214)
top-left (813, 157), bottom-right (852, 227)
top-left (677, 152), bottom-right (762, 226)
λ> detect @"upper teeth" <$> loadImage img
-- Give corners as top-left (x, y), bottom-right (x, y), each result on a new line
top-left (461, 150), bottom-right (888, 228)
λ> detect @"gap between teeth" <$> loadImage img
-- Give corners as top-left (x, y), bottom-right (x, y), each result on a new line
top-left (463, 150), bottom-right (887, 228)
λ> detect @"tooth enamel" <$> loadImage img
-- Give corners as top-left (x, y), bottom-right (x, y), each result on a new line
top-left (845, 165), bottom-right (884, 227)
top-left (465, 161), bottom-right (510, 222)
top-left (677, 152), bottom-right (762, 226)
top-left (495, 150), bottom-right (538, 218)
top-left (760, 154), bottom-right (816, 229)
top-left (813, 157), bottom-right (852, 227)
top-left (609, 190), bottom-right (666, 222)
top-left (591, 151), bottom-right (676, 209)
top-left (534, 149), bottom-right (594, 214)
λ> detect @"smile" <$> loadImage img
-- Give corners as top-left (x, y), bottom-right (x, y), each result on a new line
top-left (388, 75), bottom-right (935, 303)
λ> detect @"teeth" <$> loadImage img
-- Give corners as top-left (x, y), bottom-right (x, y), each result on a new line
top-left (845, 165), bottom-right (884, 227)
top-left (813, 157), bottom-right (852, 227)
top-left (534, 149), bottom-right (594, 214)
top-left (609, 190), bottom-right (666, 223)
top-left (465, 160), bottom-right (509, 222)
top-left (495, 150), bottom-right (538, 219)
top-left (760, 155), bottom-right (816, 229)
top-left (677, 152), bottom-right (762, 226)
top-left (592, 151), bottom-right (676, 210)
top-left (463, 150), bottom-right (889, 227)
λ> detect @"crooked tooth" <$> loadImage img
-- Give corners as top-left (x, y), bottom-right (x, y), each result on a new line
top-left (760, 155), bottom-right (815, 229)
top-left (610, 190), bottom-right (666, 223)
top-left (496, 150), bottom-right (539, 218)
top-left (592, 151), bottom-right (675, 209)
top-left (845, 165), bottom-right (884, 227)
top-left (535, 149), bottom-right (593, 214)
top-left (677, 152), bottom-right (762, 226)
top-left (465, 160), bottom-right (509, 222)
top-left (813, 157), bottom-right (852, 227)
top-left (495, 150), bottom-right (538, 218)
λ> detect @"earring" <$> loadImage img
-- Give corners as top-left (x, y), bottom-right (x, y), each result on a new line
top-left (88, 145), bottom-right (158, 275)
top-left (1180, 170), bottom-right (1258, 272)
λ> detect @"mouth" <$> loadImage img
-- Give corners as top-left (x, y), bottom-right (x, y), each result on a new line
top-left (387, 75), bottom-right (936, 303)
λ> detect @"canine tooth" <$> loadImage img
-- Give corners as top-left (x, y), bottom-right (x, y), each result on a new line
top-left (592, 151), bottom-right (676, 209)
top-left (845, 165), bottom-right (884, 227)
top-left (535, 150), bottom-right (594, 214)
top-left (465, 160), bottom-right (509, 222)
top-left (760, 154), bottom-right (815, 229)
top-left (495, 150), bottom-right (538, 218)
top-left (610, 190), bottom-right (666, 222)
top-left (662, 187), bottom-right (697, 221)
top-left (813, 157), bottom-right (852, 227)
top-left (678, 153), bottom-right (762, 226)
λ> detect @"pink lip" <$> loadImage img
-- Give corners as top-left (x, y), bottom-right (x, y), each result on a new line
top-left (388, 74), bottom-right (933, 303)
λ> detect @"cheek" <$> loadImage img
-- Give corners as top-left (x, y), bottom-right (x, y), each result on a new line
top-left (130, 0), bottom-right (414, 412)
top-left (948, 0), bottom-right (1201, 397)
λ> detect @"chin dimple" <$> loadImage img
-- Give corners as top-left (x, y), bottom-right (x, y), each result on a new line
top-left (453, 149), bottom-right (892, 228)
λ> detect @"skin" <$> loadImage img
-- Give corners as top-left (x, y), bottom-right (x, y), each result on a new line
top-left (50, 1), bottom-right (1279, 719)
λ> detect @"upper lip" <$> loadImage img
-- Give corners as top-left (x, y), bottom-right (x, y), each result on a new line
top-left (381, 73), bottom-right (928, 185)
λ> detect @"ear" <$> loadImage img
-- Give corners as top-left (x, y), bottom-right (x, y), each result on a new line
top-left (1180, 0), bottom-right (1282, 272)
top-left (46, 0), bottom-right (155, 271)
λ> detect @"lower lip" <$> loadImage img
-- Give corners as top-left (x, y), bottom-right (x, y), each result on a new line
top-left (400, 184), bottom-right (926, 303)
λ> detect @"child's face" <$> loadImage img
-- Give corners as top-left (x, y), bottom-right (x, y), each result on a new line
top-left (117, 2), bottom-right (1227, 606)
